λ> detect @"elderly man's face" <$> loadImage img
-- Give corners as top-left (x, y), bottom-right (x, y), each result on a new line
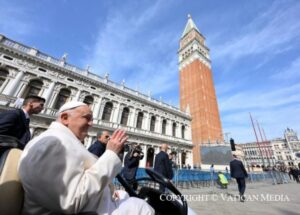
top-left (99, 131), bottom-right (110, 144)
top-left (63, 105), bottom-right (93, 141)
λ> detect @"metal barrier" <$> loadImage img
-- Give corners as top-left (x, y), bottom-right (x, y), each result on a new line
top-left (113, 168), bottom-right (291, 190)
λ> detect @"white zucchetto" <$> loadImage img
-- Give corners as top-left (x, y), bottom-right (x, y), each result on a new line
top-left (58, 101), bottom-right (87, 114)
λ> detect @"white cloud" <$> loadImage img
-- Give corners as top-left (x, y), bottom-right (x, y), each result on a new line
top-left (78, 0), bottom-right (300, 143)
top-left (213, 1), bottom-right (300, 61)
top-left (219, 81), bottom-right (300, 143)
top-left (219, 83), bottom-right (300, 112)
top-left (222, 103), bottom-right (300, 143)
top-left (84, 1), bottom-right (179, 96)
top-left (213, 0), bottom-right (300, 143)
top-left (271, 57), bottom-right (300, 80)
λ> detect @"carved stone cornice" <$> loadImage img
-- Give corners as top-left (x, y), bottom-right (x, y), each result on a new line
top-left (16, 59), bottom-right (37, 70)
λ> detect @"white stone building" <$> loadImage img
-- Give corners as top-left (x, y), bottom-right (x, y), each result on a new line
top-left (284, 128), bottom-right (300, 165)
top-left (284, 128), bottom-right (300, 152)
top-left (271, 128), bottom-right (300, 166)
top-left (0, 34), bottom-right (194, 168)
top-left (271, 138), bottom-right (294, 166)
top-left (239, 128), bottom-right (300, 168)
top-left (240, 141), bottom-right (275, 168)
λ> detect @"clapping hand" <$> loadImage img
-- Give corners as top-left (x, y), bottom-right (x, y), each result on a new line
top-left (106, 129), bottom-right (128, 155)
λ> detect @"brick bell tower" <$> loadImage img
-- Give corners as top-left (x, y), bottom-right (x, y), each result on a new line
top-left (179, 15), bottom-right (223, 166)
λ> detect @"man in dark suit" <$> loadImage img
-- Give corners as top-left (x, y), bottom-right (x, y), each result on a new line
top-left (230, 153), bottom-right (248, 202)
top-left (154, 143), bottom-right (174, 191)
top-left (0, 95), bottom-right (45, 149)
top-left (88, 130), bottom-right (110, 157)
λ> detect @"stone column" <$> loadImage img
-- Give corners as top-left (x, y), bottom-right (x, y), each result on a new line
top-left (129, 108), bottom-right (137, 127)
top-left (69, 89), bottom-right (77, 102)
top-left (3, 70), bottom-right (25, 96)
top-left (93, 97), bottom-right (103, 123)
top-left (98, 99), bottom-right (107, 121)
top-left (175, 123), bottom-right (180, 138)
top-left (178, 151), bottom-right (182, 169)
top-left (186, 125), bottom-right (192, 140)
top-left (179, 124), bottom-right (184, 139)
top-left (185, 151), bottom-right (192, 168)
top-left (112, 102), bottom-right (121, 123)
top-left (143, 112), bottom-right (150, 130)
top-left (16, 72), bottom-right (35, 98)
top-left (156, 116), bottom-right (162, 133)
top-left (47, 91), bottom-right (59, 109)
top-left (15, 82), bottom-right (28, 98)
top-left (166, 120), bottom-right (172, 136)
top-left (42, 81), bottom-right (56, 107)
top-left (47, 85), bottom-right (62, 109)
top-left (73, 89), bottom-right (81, 101)
top-left (0, 78), bottom-right (10, 93)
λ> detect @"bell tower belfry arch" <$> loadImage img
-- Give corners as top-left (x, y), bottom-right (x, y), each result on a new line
top-left (179, 15), bottom-right (223, 166)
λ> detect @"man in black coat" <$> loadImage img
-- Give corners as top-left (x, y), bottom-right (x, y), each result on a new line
top-left (0, 95), bottom-right (45, 149)
top-left (88, 130), bottom-right (110, 157)
top-left (230, 153), bottom-right (248, 202)
top-left (154, 143), bottom-right (174, 191)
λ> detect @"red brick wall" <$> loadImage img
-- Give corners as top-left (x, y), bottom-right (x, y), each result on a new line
top-left (180, 59), bottom-right (223, 165)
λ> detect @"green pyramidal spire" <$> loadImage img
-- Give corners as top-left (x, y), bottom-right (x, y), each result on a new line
top-left (181, 14), bottom-right (200, 38)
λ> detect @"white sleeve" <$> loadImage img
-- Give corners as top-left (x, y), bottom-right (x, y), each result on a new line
top-left (67, 150), bottom-right (122, 212)
top-left (19, 136), bottom-right (122, 214)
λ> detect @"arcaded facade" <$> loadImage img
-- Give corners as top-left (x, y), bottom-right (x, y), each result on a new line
top-left (0, 34), bottom-right (193, 168)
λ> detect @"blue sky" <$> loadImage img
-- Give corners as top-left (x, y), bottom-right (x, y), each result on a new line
top-left (1, 0), bottom-right (300, 143)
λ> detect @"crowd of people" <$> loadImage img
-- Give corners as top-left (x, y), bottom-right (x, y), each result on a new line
top-left (288, 166), bottom-right (300, 183)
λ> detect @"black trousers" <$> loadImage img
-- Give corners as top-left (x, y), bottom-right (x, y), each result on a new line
top-left (236, 178), bottom-right (246, 195)
top-left (125, 178), bottom-right (138, 191)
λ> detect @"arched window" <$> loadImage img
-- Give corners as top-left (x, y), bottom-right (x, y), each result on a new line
top-left (120, 107), bottom-right (130, 126)
top-left (22, 79), bottom-right (43, 98)
top-left (150, 116), bottom-right (156, 132)
top-left (136, 112), bottom-right (143, 129)
top-left (172, 122), bottom-right (176, 137)
top-left (0, 68), bottom-right (9, 88)
top-left (54, 88), bottom-right (71, 110)
top-left (102, 102), bottom-right (113, 121)
top-left (83, 95), bottom-right (94, 106)
top-left (162, 119), bottom-right (167, 135)
top-left (181, 125), bottom-right (185, 139)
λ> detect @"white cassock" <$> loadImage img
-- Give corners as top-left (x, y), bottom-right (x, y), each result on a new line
top-left (18, 122), bottom-right (154, 215)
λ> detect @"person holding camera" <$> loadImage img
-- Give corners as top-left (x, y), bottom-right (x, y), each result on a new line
top-left (122, 144), bottom-right (144, 191)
